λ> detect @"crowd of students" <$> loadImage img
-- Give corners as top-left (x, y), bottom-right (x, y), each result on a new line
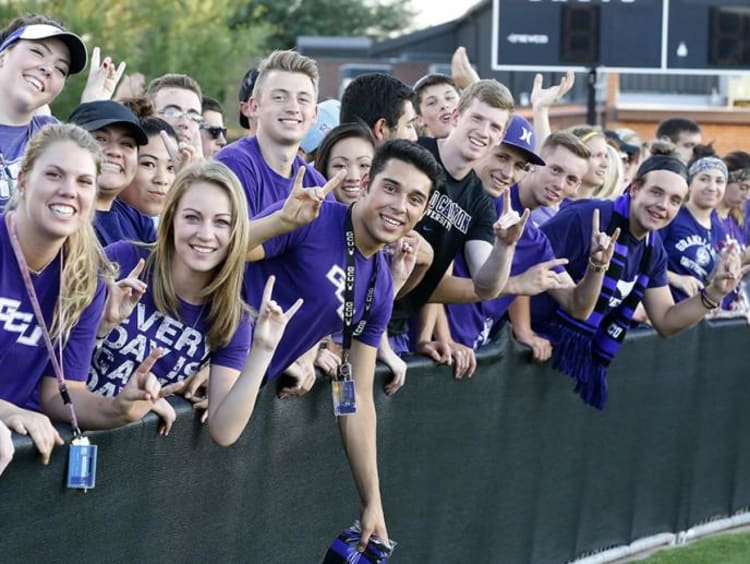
top-left (1, 12), bottom-right (748, 552)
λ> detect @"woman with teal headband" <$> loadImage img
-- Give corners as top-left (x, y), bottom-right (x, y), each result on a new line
top-left (659, 146), bottom-right (727, 303)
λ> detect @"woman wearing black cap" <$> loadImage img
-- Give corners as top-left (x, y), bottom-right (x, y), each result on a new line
top-left (68, 100), bottom-right (157, 246)
top-left (0, 15), bottom-right (88, 209)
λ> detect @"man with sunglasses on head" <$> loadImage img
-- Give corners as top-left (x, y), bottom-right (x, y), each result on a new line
top-left (200, 96), bottom-right (227, 158)
top-left (146, 73), bottom-right (204, 158)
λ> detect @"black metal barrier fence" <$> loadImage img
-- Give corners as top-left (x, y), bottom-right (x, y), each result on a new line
top-left (2, 320), bottom-right (749, 563)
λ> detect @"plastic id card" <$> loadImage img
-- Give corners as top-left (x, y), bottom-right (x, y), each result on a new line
top-left (332, 375), bottom-right (357, 416)
top-left (67, 436), bottom-right (97, 491)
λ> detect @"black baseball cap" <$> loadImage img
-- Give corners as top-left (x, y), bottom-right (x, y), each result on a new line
top-left (68, 101), bottom-right (148, 145)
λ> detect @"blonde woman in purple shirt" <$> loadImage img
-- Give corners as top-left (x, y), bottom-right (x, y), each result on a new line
top-left (0, 123), bottom-right (167, 467)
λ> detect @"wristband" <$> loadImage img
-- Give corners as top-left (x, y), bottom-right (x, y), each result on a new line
top-left (588, 257), bottom-right (609, 273)
top-left (700, 288), bottom-right (720, 310)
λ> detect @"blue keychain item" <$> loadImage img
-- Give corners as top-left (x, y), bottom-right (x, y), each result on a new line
top-left (332, 362), bottom-right (357, 416)
top-left (67, 436), bottom-right (97, 491)
top-left (321, 520), bottom-right (397, 563)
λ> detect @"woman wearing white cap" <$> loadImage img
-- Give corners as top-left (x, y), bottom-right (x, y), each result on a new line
top-left (0, 15), bottom-right (88, 209)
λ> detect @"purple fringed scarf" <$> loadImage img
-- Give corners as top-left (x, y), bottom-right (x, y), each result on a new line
top-left (550, 194), bottom-right (654, 410)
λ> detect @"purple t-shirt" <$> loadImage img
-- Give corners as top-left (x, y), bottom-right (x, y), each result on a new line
top-left (0, 116), bottom-right (58, 210)
top-left (94, 199), bottom-right (157, 247)
top-left (243, 201), bottom-right (394, 382)
top-left (215, 136), bottom-right (328, 218)
top-left (532, 197), bottom-right (668, 331)
top-left (0, 214), bottom-right (106, 410)
top-left (446, 184), bottom-right (559, 348)
top-left (659, 207), bottom-right (722, 303)
top-left (88, 241), bottom-right (252, 397)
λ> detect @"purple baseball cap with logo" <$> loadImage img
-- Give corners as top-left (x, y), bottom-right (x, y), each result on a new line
top-left (502, 115), bottom-right (545, 166)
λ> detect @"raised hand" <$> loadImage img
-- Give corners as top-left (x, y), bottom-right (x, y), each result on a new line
top-left (387, 231), bottom-right (421, 292)
top-left (707, 242), bottom-right (747, 298)
top-left (160, 130), bottom-right (199, 173)
top-left (253, 275), bottom-right (304, 352)
top-left (279, 168), bottom-right (345, 228)
top-left (530, 71), bottom-right (575, 110)
top-left (451, 46), bottom-right (480, 89)
top-left (100, 258), bottom-right (147, 338)
top-left (113, 348), bottom-right (167, 422)
top-left (494, 188), bottom-right (530, 246)
top-left (80, 47), bottom-right (127, 103)
top-left (589, 209), bottom-right (620, 268)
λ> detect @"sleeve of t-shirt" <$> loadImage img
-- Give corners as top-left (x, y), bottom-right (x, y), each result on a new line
top-left (465, 190), bottom-right (498, 245)
top-left (50, 278), bottom-right (107, 383)
top-left (354, 255), bottom-right (394, 348)
top-left (647, 232), bottom-right (669, 288)
top-left (210, 312), bottom-right (253, 371)
top-left (540, 203), bottom-right (593, 280)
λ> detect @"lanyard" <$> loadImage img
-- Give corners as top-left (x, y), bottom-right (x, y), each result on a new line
top-left (340, 205), bottom-right (378, 372)
top-left (6, 213), bottom-right (82, 436)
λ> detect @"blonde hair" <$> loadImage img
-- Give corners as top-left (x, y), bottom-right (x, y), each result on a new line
top-left (593, 144), bottom-right (625, 200)
top-left (8, 123), bottom-right (115, 342)
top-left (253, 50), bottom-right (319, 101)
top-left (148, 161), bottom-right (250, 351)
top-left (457, 79), bottom-right (514, 114)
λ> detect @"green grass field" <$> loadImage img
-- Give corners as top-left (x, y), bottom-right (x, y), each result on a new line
top-left (638, 531), bottom-right (750, 563)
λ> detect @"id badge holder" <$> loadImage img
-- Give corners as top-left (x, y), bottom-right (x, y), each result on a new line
top-left (332, 361), bottom-right (357, 416)
top-left (67, 436), bottom-right (97, 491)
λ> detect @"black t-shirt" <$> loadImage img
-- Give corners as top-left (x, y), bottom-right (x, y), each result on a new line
top-left (389, 137), bottom-right (497, 334)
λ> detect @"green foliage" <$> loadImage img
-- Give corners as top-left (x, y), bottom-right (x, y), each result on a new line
top-left (0, 0), bottom-right (268, 118)
top-left (233, 0), bottom-right (415, 51)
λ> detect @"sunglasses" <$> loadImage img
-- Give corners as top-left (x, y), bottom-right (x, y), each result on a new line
top-left (200, 124), bottom-right (227, 140)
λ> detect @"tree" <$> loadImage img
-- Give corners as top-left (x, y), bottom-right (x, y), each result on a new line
top-left (232, 0), bottom-right (415, 51)
top-left (0, 0), bottom-right (268, 119)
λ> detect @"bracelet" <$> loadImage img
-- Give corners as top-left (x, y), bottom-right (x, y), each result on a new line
top-left (700, 288), bottom-right (720, 310)
top-left (588, 257), bottom-right (609, 273)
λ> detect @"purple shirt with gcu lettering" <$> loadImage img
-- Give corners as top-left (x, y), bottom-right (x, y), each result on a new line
top-left (0, 116), bottom-right (58, 211)
top-left (243, 200), bottom-right (393, 382)
top-left (446, 184), bottom-right (560, 348)
top-left (659, 207), bottom-right (723, 303)
top-left (215, 136), bottom-right (329, 218)
top-left (0, 214), bottom-right (106, 410)
top-left (88, 241), bottom-right (252, 397)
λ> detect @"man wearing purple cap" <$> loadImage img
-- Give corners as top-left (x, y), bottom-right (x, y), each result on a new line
top-left (0, 16), bottom-right (88, 208)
